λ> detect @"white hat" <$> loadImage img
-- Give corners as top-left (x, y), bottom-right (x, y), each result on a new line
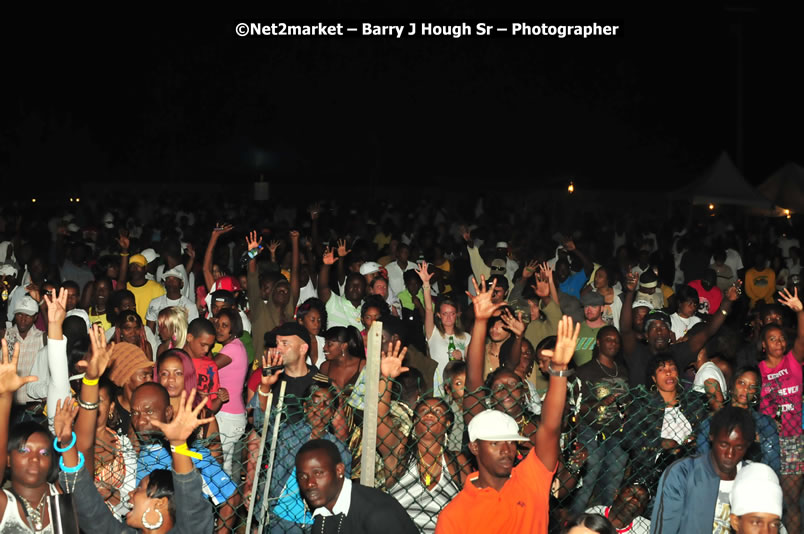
top-left (66, 309), bottom-right (91, 332)
top-left (140, 248), bottom-right (160, 264)
top-left (496, 241), bottom-right (508, 248)
top-left (13, 295), bottom-right (39, 316)
top-left (468, 410), bottom-right (529, 442)
top-left (632, 299), bottom-right (654, 310)
top-left (163, 266), bottom-right (184, 281)
top-left (359, 262), bottom-right (382, 276)
top-left (731, 462), bottom-right (782, 518)
top-left (67, 223), bottom-right (80, 233)
top-left (103, 213), bottom-right (115, 229)
top-left (0, 263), bottom-right (18, 277)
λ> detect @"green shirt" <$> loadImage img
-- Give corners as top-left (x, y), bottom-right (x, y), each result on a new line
top-left (573, 322), bottom-right (602, 367)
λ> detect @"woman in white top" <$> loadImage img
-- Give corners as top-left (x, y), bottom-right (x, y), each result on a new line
top-left (669, 285), bottom-right (701, 341)
top-left (0, 339), bottom-right (62, 534)
top-left (417, 261), bottom-right (471, 394)
top-left (296, 298), bottom-right (327, 367)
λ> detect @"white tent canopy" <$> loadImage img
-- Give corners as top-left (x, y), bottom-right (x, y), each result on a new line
top-left (673, 151), bottom-right (773, 209)
top-left (758, 162), bottom-right (804, 214)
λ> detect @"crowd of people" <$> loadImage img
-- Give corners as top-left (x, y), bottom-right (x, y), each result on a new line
top-left (0, 194), bottom-right (801, 533)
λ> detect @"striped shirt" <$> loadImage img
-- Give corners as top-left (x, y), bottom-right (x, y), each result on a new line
top-left (5, 325), bottom-right (45, 404)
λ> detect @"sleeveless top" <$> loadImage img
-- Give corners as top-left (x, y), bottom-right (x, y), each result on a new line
top-left (0, 484), bottom-right (59, 534)
top-left (389, 453), bottom-right (460, 534)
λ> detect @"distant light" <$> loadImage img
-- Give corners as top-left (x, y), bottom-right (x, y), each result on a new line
top-left (69, 197), bottom-right (74, 202)
top-left (787, 214), bottom-right (792, 219)
top-left (75, 198), bottom-right (80, 203)
top-left (31, 198), bottom-right (36, 203)
top-left (708, 203), bottom-right (715, 210)
top-left (784, 209), bottom-right (790, 215)
top-left (568, 181), bottom-right (575, 194)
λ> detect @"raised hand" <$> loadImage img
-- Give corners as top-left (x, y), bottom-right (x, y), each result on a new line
top-left (260, 349), bottom-right (284, 390)
top-left (0, 339), bottom-right (37, 396)
top-left (267, 240), bottom-right (281, 255)
top-left (322, 247), bottom-right (338, 266)
top-left (289, 230), bottom-right (300, 242)
top-left (151, 389), bottom-right (215, 444)
top-left (211, 223), bottom-right (234, 237)
top-left (308, 203), bottom-right (321, 220)
top-left (337, 238), bottom-right (352, 258)
top-left (541, 316), bottom-right (580, 368)
top-left (466, 276), bottom-right (506, 321)
top-left (380, 341), bottom-right (409, 379)
top-left (415, 261), bottom-right (434, 284)
top-left (779, 287), bottom-right (803, 312)
top-left (726, 280), bottom-right (742, 302)
top-left (80, 324), bottom-right (114, 381)
top-left (44, 287), bottom-right (69, 326)
top-left (53, 397), bottom-right (79, 445)
top-left (625, 272), bottom-right (639, 292)
top-left (539, 262), bottom-right (554, 283)
top-left (245, 230), bottom-right (263, 252)
top-left (522, 260), bottom-right (539, 279)
top-left (116, 234), bottom-right (130, 253)
top-left (500, 308), bottom-right (526, 337)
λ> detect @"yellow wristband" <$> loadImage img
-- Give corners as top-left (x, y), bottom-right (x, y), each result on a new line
top-left (170, 442), bottom-right (202, 460)
top-left (82, 377), bottom-right (99, 386)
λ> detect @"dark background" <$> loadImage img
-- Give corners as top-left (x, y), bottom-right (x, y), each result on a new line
top-left (1, 4), bottom-right (802, 198)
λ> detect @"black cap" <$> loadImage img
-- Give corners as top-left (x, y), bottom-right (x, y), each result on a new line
top-left (272, 321), bottom-right (311, 346)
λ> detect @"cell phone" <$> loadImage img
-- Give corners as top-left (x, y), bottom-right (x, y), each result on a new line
top-left (262, 364), bottom-right (284, 377)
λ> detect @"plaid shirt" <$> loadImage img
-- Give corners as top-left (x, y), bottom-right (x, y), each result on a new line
top-left (5, 325), bottom-right (45, 404)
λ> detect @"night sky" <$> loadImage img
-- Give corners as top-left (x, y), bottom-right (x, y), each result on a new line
top-left (2, 5), bottom-right (802, 197)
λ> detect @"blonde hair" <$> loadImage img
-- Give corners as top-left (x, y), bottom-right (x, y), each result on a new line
top-left (157, 306), bottom-right (188, 349)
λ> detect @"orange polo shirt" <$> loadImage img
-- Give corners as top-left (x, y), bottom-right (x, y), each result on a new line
top-left (435, 448), bottom-right (555, 534)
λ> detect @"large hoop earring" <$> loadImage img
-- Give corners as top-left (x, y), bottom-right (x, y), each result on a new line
top-left (142, 508), bottom-right (164, 530)
top-left (650, 383), bottom-right (657, 393)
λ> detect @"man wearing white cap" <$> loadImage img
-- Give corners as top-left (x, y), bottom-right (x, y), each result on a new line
top-left (436, 311), bottom-right (580, 534)
top-left (145, 266), bottom-right (198, 332)
top-left (730, 462), bottom-right (785, 533)
top-left (140, 247), bottom-right (161, 281)
top-left (4, 295), bottom-right (45, 411)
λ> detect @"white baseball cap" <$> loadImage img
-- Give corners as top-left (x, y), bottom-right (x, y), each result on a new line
top-left (66, 309), bottom-right (91, 333)
top-left (359, 262), bottom-right (382, 276)
top-left (0, 263), bottom-right (18, 277)
top-left (468, 410), bottom-right (529, 442)
top-left (102, 213), bottom-right (115, 229)
top-left (140, 248), bottom-right (160, 264)
top-left (632, 299), bottom-right (654, 310)
top-left (731, 462), bottom-right (782, 518)
top-left (13, 295), bottom-right (39, 316)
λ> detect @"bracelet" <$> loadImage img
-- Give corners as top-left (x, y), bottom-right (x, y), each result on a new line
top-left (548, 364), bottom-right (574, 378)
top-left (119, 252), bottom-right (129, 257)
top-left (82, 376), bottom-right (99, 386)
top-left (720, 309), bottom-right (728, 316)
top-left (170, 442), bottom-right (203, 460)
top-left (257, 385), bottom-right (271, 397)
top-left (76, 398), bottom-right (100, 410)
top-left (53, 432), bottom-right (76, 453)
top-left (60, 452), bottom-right (84, 473)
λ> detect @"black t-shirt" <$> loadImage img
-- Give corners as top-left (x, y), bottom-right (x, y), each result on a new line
top-left (623, 342), bottom-right (696, 388)
top-left (575, 358), bottom-right (629, 433)
top-left (270, 364), bottom-right (320, 422)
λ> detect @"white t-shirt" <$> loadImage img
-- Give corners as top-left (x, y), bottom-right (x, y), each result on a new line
top-left (428, 330), bottom-right (470, 394)
top-left (586, 506), bottom-right (650, 534)
top-left (713, 478), bottom-right (736, 533)
top-left (670, 313), bottom-right (701, 340)
top-left (385, 260), bottom-right (418, 297)
top-left (145, 295), bottom-right (199, 325)
top-left (155, 264), bottom-right (196, 303)
top-left (693, 361), bottom-right (727, 396)
top-left (297, 279), bottom-right (318, 307)
top-left (709, 249), bottom-right (744, 279)
top-left (660, 406), bottom-right (693, 445)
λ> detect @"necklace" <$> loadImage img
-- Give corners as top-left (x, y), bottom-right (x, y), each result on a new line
top-left (595, 357), bottom-right (619, 378)
top-left (317, 513), bottom-right (345, 534)
top-left (417, 448), bottom-right (441, 487)
top-left (17, 491), bottom-right (47, 531)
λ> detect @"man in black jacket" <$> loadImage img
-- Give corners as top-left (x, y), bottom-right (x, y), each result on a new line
top-left (296, 439), bottom-right (417, 534)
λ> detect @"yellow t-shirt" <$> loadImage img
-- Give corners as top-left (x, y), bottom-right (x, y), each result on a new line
top-left (127, 281), bottom-right (166, 324)
top-left (88, 310), bottom-right (112, 331)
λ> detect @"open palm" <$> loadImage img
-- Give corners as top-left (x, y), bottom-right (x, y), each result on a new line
top-left (0, 339), bottom-right (37, 395)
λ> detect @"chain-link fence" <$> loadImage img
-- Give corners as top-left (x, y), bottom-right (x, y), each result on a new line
top-left (74, 366), bottom-right (795, 534)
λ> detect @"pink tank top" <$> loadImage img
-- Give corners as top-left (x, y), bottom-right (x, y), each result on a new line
top-left (759, 351), bottom-right (803, 437)
top-left (217, 338), bottom-right (247, 414)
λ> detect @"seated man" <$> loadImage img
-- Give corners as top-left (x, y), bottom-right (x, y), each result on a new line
top-left (650, 405), bottom-right (755, 533)
top-left (729, 462), bottom-right (785, 533)
top-left (296, 439), bottom-right (417, 534)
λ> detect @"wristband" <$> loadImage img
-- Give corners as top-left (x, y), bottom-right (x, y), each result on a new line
top-left (119, 252), bottom-right (129, 257)
top-left (60, 452), bottom-right (85, 473)
top-left (548, 364), bottom-right (574, 378)
top-left (257, 385), bottom-right (272, 397)
top-left (76, 398), bottom-right (100, 410)
top-left (54, 432), bottom-right (76, 453)
top-left (170, 442), bottom-right (203, 460)
top-left (82, 376), bottom-right (99, 386)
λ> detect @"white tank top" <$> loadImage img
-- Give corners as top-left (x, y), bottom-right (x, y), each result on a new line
top-left (0, 485), bottom-right (58, 534)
